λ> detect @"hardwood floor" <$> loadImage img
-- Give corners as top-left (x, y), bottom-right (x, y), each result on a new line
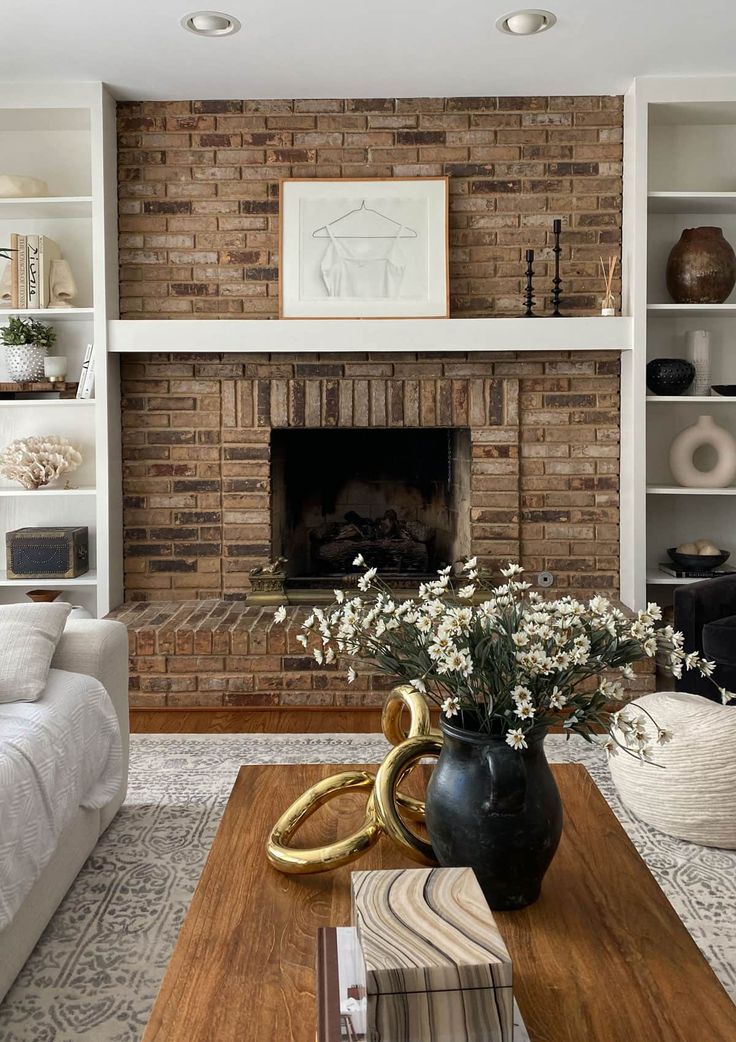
top-left (130, 708), bottom-right (386, 733)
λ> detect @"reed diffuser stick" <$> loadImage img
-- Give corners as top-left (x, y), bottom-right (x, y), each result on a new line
top-left (600, 255), bottom-right (617, 313)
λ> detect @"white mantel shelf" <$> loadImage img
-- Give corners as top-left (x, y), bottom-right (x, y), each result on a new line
top-left (107, 316), bottom-right (631, 355)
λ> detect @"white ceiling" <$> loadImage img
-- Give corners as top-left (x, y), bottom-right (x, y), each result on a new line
top-left (3, 1), bottom-right (736, 100)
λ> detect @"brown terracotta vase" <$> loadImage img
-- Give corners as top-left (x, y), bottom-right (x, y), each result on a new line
top-left (666, 226), bottom-right (736, 304)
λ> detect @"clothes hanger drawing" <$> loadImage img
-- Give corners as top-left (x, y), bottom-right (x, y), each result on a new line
top-left (312, 199), bottom-right (417, 239)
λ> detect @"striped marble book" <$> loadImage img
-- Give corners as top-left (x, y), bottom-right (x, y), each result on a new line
top-left (351, 867), bottom-right (515, 1042)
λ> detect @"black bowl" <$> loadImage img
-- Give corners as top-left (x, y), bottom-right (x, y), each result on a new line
top-left (667, 547), bottom-right (730, 571)
top-left (646, 358), bottom-right (695, 396)
top-left (711, 385), bottom-right (736, 397)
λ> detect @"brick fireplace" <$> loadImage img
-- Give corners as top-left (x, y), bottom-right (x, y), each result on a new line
top-left (110, 93), bottom-right (649, 709)
top-left (110, 349), bottom-right (648, 707)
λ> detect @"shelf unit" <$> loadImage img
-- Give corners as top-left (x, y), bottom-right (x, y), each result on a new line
top-left (646, 486), bottom-right (736, 495)
top-left (623, 78), bottom-right (736, 609)
top-left (0, 83), bottom-right (121, 617)
top-left (0, 570), bottom-right (98, 588)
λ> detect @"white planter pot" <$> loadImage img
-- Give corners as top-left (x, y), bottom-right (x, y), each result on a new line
top-left (6, 343), bottom-right (46, 381)
top-left (68, 605), bottom-right (94, 621)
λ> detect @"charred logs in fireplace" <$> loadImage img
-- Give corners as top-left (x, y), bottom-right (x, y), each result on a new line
top-left (309, 509), bottom-right (434, 573)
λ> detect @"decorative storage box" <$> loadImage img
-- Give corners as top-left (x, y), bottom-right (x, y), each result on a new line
top-left (351, 867), bottom-right (513, 1042)
top-left (6, 527), bottom-right (89, 579)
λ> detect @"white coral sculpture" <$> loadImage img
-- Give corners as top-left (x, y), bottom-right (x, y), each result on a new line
top-left (0, 435), bottom-right (82, 490)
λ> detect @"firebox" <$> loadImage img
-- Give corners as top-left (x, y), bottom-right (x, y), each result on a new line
top-left (271, 428), bottom-right (471, 584)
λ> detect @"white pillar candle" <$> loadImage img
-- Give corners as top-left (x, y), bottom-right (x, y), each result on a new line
top-left (44, 355), bottom-right (68, 382)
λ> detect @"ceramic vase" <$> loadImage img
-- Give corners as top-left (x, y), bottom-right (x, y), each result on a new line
top-left (666, 227), bottom-right (736, 304)
top-left (685, 329), bottom-right (712, 396)
top-left (646, 358), bottom-right (695, 396)
top-left (669, 414), bottom-right (736, 488)
top-left (6, 343), bottom-right (46, 381)
top-left (425, 716), bottom-right (563, 910)
top-left (68, 605), bottom-right (94, 621)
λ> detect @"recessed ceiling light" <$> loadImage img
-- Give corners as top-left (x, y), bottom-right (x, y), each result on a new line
top-left (181, 11), bottom-right (241, 36)
top-left (496, 9), bottom-right (556, 35)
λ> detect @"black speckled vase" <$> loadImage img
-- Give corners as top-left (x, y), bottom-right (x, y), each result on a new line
top-left (425, 716), bottom-right (563, 911)
top-left (646, 358), bottom-right (695, 397)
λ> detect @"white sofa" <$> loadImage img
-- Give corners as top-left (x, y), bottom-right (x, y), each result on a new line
top-left (0, 619), bottom-right (129, 1002)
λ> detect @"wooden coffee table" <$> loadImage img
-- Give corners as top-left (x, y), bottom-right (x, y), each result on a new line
top-left (142, 763), bottom-right (736, 1042)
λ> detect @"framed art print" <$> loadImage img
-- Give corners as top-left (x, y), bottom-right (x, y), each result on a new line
top-left (279, 177), bottom-right (449, 318)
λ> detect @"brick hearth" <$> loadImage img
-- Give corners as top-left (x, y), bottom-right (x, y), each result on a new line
top-left (109, 600), bottom-right (656, 708)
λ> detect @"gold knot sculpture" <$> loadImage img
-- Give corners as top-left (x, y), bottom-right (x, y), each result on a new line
top-left (266, 686), bottom-right (443, 874)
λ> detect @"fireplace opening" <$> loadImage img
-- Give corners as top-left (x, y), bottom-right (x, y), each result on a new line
top-left (271, 428), bottom-right (471, 584)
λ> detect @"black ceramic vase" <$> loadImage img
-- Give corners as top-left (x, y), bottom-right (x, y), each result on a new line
top-left (646, 358), bottom-right (695, 396)
top-left (425, 717), bottom-right (563, 911)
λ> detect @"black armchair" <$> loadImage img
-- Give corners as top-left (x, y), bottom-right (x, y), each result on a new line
top-left (673, 574), bottom-right (736, 702)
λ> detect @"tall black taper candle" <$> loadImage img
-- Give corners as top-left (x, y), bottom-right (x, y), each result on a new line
top-left (551, 218), bottom-right (563, 316)
top-left (523, 249), bottom-right (536, 316)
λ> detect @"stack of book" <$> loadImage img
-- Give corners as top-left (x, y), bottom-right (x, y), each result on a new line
top-left (6, 234), bottom-right (62, 308)
top-left (76, 344), bottom-right (95, 400)
top-left (658, 563), bottom-right (735, 579)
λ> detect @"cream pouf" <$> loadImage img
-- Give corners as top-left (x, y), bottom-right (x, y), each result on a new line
top-left (608, 691), bottom-right (736, 849)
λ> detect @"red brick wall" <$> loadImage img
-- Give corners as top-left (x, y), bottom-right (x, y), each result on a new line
top-left (117, 95), bottom-right (622, 317)
top-left (121, 351), bottom-right (621, 603)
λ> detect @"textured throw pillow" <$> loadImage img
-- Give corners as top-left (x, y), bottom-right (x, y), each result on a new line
top-left (0, 603), bottom-right (72, 703)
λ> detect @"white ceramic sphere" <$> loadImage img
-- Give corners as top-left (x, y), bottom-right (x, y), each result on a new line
top-left (608, 691), bottom-right (736, 848)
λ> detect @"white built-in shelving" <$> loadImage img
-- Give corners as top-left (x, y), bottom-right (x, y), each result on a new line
top-left (1, 398), bottom-right (96, 408)
top-left (0, 83), bottom-right (121, 617)
top-left (622, 79), bottom-right (736, 609)
top-left (647, 395), bottom-right (736, 402)
top-left (1, 308), bottom-right (94, 319)
top-left (0, 487), bottom-right (96, 497)
top-left (648, 303), bottom-right (736, 315)
top-left (646, 486), bottom-right (736, 495)
top-left (0, 196), bottom-right (93, 220)
top-left (648, 191), bottom-right (736, 214)
top-left (0, 570), bottom-right (98, 588)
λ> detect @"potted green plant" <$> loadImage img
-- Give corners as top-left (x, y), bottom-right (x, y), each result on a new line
top-left (1, 316), bottom-right (56, 381)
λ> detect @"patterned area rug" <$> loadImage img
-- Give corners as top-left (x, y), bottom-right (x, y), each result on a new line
top-left (0, 733), bottom-right (735, 1041)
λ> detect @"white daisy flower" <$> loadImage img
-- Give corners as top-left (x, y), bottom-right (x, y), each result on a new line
top-left (514, 702), bottom-right (535, 720)
top-left (441, 696), bottom-right (461, 717)
top-left (334, 589), bottom-right (345, 604)
top-left (352, 554), bottom-right (365, 567)
top-left (409, 678), bottom-right (427, 694)
top-left (548, 687), bottom-right (567, 710)
top-left (657, 727), bottom-right (673, 745)
top-left (505, 728), bottom-right (528, 751)
top-left (463, 556), bottom-right (478, 572)
top-left (313, 648), bottom-right (324, 665)
top-left (273, 605), bottom-right (287, 623)
top-left (346, 666), bottom-right (357, 684)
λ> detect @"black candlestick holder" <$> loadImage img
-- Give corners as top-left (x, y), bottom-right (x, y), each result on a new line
top-left (551, 219), bottom-right (563, 316)
top-left (523, 249), bottom-right (536, 316)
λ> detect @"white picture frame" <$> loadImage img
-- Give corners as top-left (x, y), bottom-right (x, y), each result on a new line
top-left (279, 177), bottom-right (449, 319)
